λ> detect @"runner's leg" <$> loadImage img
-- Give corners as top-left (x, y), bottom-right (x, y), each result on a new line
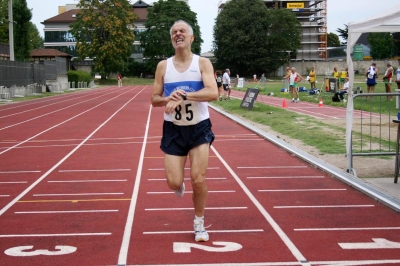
top-left (189, 143), bottom-right (209, 217)
top-left (164, 154), bottom-right (187, 190)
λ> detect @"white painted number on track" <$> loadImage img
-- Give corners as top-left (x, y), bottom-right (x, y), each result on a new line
top-left (173, 241), bottom-right (242, 253)
top-left (4, 245), bottom-right (77, 257)
top-left (339, 238), bottom-right (400, 249)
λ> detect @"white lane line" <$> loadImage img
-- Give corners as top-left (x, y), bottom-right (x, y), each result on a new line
top-left (274, 205), bottom-right (375, 209)
top-left (33, 193), bottom-right (124, 196)
top-left (0, 195), bottom-right (10, 197)
top-left (259, 189), bottom-right (347, 192)
top-left (0, 170), bottom-right (41, 174)
top-left (248, 176), bottom-right (324, 179)
top-left (215, 139), bottom-right (264, 142)
top-left (0, 89), bottom-right (105, 119)
top-left (59, 169), bottom-right (131, 172)
top-left (0, 136), bottom-right (145, 144)
top-left (145, 207), bottom-right (247, 211)
top-left (0, 233), bottom-right (111, 238)
top-left (0, 87), bottom-right (146, 217)
top-left (311, 259), bottom-right (400, 266)
top-left (0, 86), bottom-right (122, 133)
top-left (15, 210), bottom-right (118, 214)
top-left (238, 166), bottom-right (307, 169)
top-left (0, 181), bottom-right (28, 184)
top-left (294, 227), bottom-right (400, 231)
top-left (148, 177), bottom-right (227, 181)
top-left (0, 86), bottom-right (138, 155)
top-left (148, 167), bottom-right (220, 171)
top-left (48, 180), bottom-right (128, 183)
top-left (0, 141), bottom-right (146, 150)
top-left (146, 190), bottom-right (235, 194)
top-left (143, 229), bottom-right (263, 235)
top-left (211, 146), bottom-right (310, 266)
top-left (118, 104), bottom-right (152, 266)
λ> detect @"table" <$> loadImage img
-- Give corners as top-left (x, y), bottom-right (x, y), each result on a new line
top-left (394, 120), bottom-right (400, 183)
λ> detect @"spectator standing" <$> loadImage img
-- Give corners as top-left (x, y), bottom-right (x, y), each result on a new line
top-left (223, 69), bottom-right (231, 100)
top-left (332, 67), bottom-right (339, 90)
top-left (150, 20), bottom-right (218, 242)
top-left (284, 67), bottom-right (303, 103)
top-left (339, 68), bottom-right (347, 89)
top-left (215, 70), bottom-right (223, 101)
top-left (118, 73), bottom-right (123, 87)
top-left (366, 63), bottom-right (378, 98)
top-left (253, 74), bottom-right (257, 82)
top-left (309, 67), bottom-right (316, 89)
top-left (395, 59), bottom-right (400, 92)
top-left (383, 61), bottom-right (394, 101)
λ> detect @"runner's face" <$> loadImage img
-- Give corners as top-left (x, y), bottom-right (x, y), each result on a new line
top-left (171, 23), bottom-right (194, 49)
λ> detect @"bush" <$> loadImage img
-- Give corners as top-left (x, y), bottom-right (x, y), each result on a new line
top-left (67, 70), bottom-right (92, 84)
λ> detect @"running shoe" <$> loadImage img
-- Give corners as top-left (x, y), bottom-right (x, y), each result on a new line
top-left (194, 219), bottom-right (209, 242)
top-left (174, 183), bottom-right (185, 197)
top-left (296, 99), bottom-right (300, 103)
top-left (291, 99), bottom-right (295, 103)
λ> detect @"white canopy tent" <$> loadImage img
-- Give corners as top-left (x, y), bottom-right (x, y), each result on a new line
top-left (346, 4), bottom-right (400, 174)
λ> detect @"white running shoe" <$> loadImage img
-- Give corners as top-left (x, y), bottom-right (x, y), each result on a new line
top-left (194, 219), bottom-right (209, 242)
top-left (174, 183), bottom-right (185, 197)
top-left (296, 99), bottom-right (300, 103)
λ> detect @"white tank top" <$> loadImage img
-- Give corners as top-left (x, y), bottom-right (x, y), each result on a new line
top-left (163, 54), bottom-right (209, 124)
top-left (289, 73), bottom-right (297, 85)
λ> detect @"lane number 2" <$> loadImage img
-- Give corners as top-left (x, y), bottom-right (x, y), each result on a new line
top-left (5, 245), bottom-right (77, 257)
top-left (173, 241), bottom-right (242, 253)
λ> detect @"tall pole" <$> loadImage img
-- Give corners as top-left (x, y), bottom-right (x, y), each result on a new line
top-left (8, 0), bottom-right (14, 61)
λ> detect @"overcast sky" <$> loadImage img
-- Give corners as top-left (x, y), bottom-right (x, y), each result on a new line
top-left (26, 0), bottom-right (400, 53)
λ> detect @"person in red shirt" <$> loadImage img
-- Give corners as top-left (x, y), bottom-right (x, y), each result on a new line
top-left (118, 73), bottom-right (123, 87)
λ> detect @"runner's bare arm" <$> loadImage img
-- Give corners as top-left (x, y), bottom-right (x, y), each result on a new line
top-left (184, 57), bottom-right (218, 102)
top-left (151, 60), bottom-right (183, 107)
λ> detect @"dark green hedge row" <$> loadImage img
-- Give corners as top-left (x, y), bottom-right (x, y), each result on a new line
top-left (67, 70), bottom-right (92, 83)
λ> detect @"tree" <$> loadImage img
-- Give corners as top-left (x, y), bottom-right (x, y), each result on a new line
top-left (368, 32), bottom-right (396, 60)
top-left (139, 0), bottom-right (202, 70)
top-left (393, 32), bottom-right (400, 56)
top-left (0, 0), bottom-right (8, 44)
top-left (213, 0), bottom-right (301, 76)
top-left (336, 24), bottom-right (348, 45)
top-left (13, 0), bottom-right (32, 60)
top-left (70, 0), bottom-right (138, 79)
top-left (328, 32), bottom-right (340, 47)
top-left (29, 22), bottom-right (43, 49)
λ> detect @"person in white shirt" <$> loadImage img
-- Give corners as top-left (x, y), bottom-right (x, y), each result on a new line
top-left (222, 68), bottom-right (231, 100)
top-left (335, 77), bottom-right (349, 103)
top-left (395, 59), bottom-right (400, 91)
top-left (283, 67), bottom-right (303, 103)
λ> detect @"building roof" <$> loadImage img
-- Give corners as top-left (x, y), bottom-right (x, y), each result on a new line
top-left (42, 9), bottom-right (79, 24)
top-left (133, 0), bottom-right (150, 7)
top-left (31, 48), bottom-right (72, 58)
top-left (42, 7), bottom-right (147, 24)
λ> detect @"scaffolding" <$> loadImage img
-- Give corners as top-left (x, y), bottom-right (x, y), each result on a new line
top-left (217, 0), bottom-right (328, 61)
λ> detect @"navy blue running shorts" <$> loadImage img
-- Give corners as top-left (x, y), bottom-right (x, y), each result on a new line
top-left (160, 118), bottom-right (215, 156)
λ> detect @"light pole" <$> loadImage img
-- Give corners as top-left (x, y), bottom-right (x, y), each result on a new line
top-left (8, 0), bottom-right (14, 61)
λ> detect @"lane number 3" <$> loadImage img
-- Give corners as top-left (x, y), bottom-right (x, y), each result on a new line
top-left (5, 245), bottom-right (77, 257)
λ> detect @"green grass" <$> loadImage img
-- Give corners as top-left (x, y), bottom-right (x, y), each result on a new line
top-left (4, 89), bottom-right (92, 103)
top-left (95, 77), bottom-right (154, 86)
top-left (235, 75), bottom-right (398, 115)
top-left (211, 98), bottom-right (396, 156)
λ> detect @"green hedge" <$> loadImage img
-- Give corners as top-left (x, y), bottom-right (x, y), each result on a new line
top-left (67, 70), bottom-right (92, 84)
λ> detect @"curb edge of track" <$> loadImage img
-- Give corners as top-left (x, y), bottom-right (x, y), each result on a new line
top-left (209, 104), bottom-right (400, 213)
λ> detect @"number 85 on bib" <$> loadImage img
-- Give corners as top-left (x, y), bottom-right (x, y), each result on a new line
top-left (172, 101), bottom-right (200, 126)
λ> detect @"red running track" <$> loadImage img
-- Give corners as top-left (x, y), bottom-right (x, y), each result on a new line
top-left (0, 86), bottom-right (399, 266)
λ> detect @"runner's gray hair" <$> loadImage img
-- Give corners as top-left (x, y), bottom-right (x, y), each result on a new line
top-left (170, 20), bottom-right (194, 36)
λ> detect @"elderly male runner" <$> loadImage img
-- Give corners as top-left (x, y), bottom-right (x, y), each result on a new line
top-left (151, 20), bottom-right (218, 242)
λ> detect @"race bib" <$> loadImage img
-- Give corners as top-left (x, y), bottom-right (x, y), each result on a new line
top-left (172, 100), bottom-right (199, 126)
top-left (368, 74), bottom-right (373, 79)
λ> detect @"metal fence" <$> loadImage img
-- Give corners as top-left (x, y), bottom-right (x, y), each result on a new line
top-left (0, 57), bottom-right (68, 88)
top-left (348, 92), bottom-right (400, 177)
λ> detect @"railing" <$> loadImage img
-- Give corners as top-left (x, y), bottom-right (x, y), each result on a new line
top-left (348, 92), bottom-right (400, 177)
